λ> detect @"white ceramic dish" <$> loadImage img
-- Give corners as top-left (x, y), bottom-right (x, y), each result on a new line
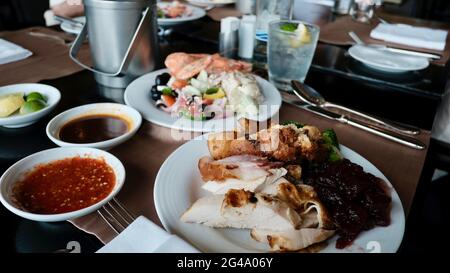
top-left (60, 16), bottom-right (85, 35)
top-left (124, 68), bottom-right (282, 132)
top-left (348, 44), bottom-right (429, 73)
top-left (0, 83), bottom-right (61, 128)
top-left (158, 2), bottom-right (206, 26)
top-left (154, 135), bottom-right (405, 253)
top-left (0, 147), bottom-right (125, 222)
top-left (46, 103), bottom-right (142, 150)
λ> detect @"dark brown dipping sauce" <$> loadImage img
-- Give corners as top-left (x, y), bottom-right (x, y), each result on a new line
top-left (59, 115), bottom-right (129, 143)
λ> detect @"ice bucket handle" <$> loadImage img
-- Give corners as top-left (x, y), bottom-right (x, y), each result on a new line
top-left (69, 6), bottom-right (150, 77)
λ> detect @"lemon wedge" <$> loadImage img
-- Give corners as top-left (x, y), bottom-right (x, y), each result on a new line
top-left (0, 93), bottom-right (24, 118)
top-left (203, 88), bottom-right (226, 100)
top-left (289, 23), bottom-right (311, 48)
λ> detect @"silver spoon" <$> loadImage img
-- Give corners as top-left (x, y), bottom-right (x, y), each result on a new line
top-left (291, 80), bottom-right (421, 136)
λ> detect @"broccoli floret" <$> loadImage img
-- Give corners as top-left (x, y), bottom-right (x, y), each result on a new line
top-left (328, 145), bottom-right (343, 162)
top-left (322, 129), bottom-right (342, 162)
top-left (322, 128), bottom-right (339, 149)
top-left (281, 120), bottom-right (304, 128)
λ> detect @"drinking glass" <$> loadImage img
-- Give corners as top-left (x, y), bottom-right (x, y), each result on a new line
top-left (253, 0), bottom-right (293, 68)
top-left (350, 0), bottom-right (376, 23)
top-left (267, 20), bottom-right (320, 92)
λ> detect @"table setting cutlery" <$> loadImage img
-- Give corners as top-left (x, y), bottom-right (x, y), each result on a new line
top-left (54, 15), bottom-right (85, 28)
top-left (97, 198), bottom-right (198, 253)
top-left (284, 81), bottom-right (426, 150)
top-left (349, 31), bottom-right (441, 60)
top-left (291, 80), bottom-right (420, 135)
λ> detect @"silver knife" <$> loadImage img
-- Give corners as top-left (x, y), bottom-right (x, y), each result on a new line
top-left (381, 46), bottom-right (441, 60)
top-left (348, 31), bottom-right (441, 60)
top-left (54, 15), bottom-right (84, 28)
top-left (281, 92), bottom-right (426, 150)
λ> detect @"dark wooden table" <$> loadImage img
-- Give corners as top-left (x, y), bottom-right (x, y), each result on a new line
top-left (1, 3), bottom-right (448, 253)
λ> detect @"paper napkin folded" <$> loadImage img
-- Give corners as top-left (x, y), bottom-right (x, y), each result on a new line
top-left (97, 216), bottom-right (199, 253)
top-left (370, 23), bottom-right (448, 51)
top-left (0, 38), bottom-right (33, 65)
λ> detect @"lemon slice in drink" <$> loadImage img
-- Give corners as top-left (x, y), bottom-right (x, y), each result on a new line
top-left (289, 23), bottom-right (311, 48)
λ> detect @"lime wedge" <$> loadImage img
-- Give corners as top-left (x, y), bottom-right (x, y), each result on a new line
top-left (26, 92), bottom-right (46, 102)
top-left (20, 100), bottom-right (46, 115)
top-left (280, 23), bottom-right (298, 32)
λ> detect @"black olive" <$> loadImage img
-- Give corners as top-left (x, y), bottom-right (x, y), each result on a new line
top-left (155, 73), bottom-right (171, 85)
top-left (205, 112), bottom-right (215, 120)
top-left (150, 85), bottom-right (161, 101)
top-left (151, 92), bottom-right (161, 101)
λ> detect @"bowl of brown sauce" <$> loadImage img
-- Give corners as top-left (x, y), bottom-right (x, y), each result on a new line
top-left (0, 147), bottom-right (125, 222)
top-left (46, 103), bottom-right (142, 150)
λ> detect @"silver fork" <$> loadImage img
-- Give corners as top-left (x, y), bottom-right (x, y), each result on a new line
top-left (97, 198), bottom-right (136, 234)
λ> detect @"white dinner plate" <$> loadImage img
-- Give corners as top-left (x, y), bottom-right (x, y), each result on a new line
top-left (348, 44), bottom-right (429, 73)
top-left (154, 135), bottom-right (405, 253)
top-left (60, 16), bottom-right (85, 35)
top-left (124, 69), bottom-right (282, 132)
top-left (187, 0), bottom-right (236, 7)
top-left (158, 2), bottom-right (206, 26)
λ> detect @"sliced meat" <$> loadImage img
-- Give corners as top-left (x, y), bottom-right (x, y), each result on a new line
top-left (251, 228), bottom-right (335, 252)
top-left (199, 155), bottom-right (286, 194)
top-left (202, 168), bottom-right (286, 195)
top-left (258, 178), bottom-right (334, 229)
top-left (180, 189), bottom-right (301, 231)
top-left (198, 155), bottom-right (283, 182)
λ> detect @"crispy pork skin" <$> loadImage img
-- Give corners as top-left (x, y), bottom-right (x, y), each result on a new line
top-left (207, 125), bottom-right (327, 163)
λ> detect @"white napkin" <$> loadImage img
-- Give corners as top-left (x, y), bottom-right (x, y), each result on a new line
top-left (370, 23), bottom-right (448, 51)
top-left (97, 216), bottom-right (199, 253)
top-left (0, 38), bottom-right (33, 65)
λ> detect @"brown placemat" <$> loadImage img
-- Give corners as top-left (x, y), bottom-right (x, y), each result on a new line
top-left (207, 6), bottom-right (242, 21)
top-left (0, 27), bottom-right (91, 86)
top-left (70, 102), bottom-right (430, 244)
top-left (319, 15), bottom-right (450, 66)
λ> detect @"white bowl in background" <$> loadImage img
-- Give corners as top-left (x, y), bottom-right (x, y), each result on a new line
top-left (0, 147), bottom-right (125, 222)
top-left (46, 103), bottom-right (142, 150)
top-left (0, 83), bottom-right (61, 128)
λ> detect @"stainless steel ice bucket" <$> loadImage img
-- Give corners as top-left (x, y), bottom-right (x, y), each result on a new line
top-left (70, 0), bottom-right (158, 88)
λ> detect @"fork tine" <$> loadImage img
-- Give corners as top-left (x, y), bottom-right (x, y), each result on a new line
top-left (105, 202), bottom-right (131, 226)
top-left (112, 198), bottom-right (135, 222)
top-left (97, 207), bottom-right (122, 234)
top-left (98, 198), bottom-right (136, 234)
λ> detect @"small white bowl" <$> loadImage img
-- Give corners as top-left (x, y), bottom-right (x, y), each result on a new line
top-left (0, 147), bottom-right (125, 222)
top-left (46, 103), bottom-right (142, 150)
top-left (0, 83), bottom-right (61, 128)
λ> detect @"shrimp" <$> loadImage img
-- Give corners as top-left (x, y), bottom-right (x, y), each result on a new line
top-left (164, 53), bottom-right (252, 80)
top-left (206, 54), bottom-right (252, 74)
top-left (165, 53), bottom-right (210, 80)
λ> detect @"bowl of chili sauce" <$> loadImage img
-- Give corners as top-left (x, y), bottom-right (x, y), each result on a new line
top-left (0, 147), bottom-right (125, 222)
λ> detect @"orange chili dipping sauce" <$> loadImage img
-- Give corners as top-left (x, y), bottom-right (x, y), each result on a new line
top-left (12, 157), bottom-right (116, 214)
